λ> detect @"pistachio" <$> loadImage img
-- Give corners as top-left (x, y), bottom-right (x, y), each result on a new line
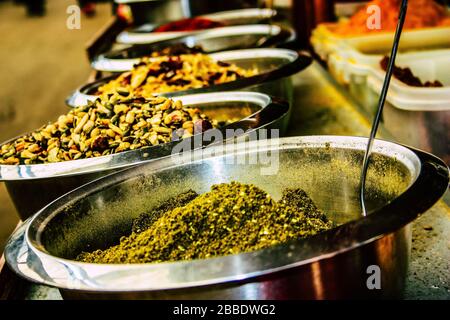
top-left (108, 123), bottom-right (123, 136)
top-left (150, 115), bottom-right (161, 126)
top-left (149, 134), bottom-right (158, 145)
top-left (160, 99), bottom-right (172, 111)
top-left (20, 150), bottom-right (37, 159)
top-left (174, 100), bottom-right (183, 110)
top-left (73, 152), bottom-right (83, 160)
top-left (74, 113), bottom-right (89, 134)
top-left (47, 148), bottom-right (60, 163)
top-left (90, 127), bottom-right (100, 138)
top-left (72, 133), bottom-right (81, 145)
top-left (27, 144), bottom-right (41, 153)
top-left (58, 115), bottom-right (68, 129)
top-left (106, 129), bottom-right (116, 138)
top-left (1, 94), bottom-right (216, 165)
top-left (154, 126), bottom-right (172, 134)
top-left (115, 142), bottom-right (131, 152)
top-left (182, 121), bottom-right (193, 129)
top-left (83, 120), bottom-right (95, 134)
top-left (114, 104), bottom-right (129, 115)
top-left (125, 111), bottom-right (135, 124)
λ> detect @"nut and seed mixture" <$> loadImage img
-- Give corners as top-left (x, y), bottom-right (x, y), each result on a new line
top-left (77, 182), bottom-right (334, 264)
top-left (96, 53), bottom-right (258, 99)
top-left (0, 95), bottom-right (214, 165)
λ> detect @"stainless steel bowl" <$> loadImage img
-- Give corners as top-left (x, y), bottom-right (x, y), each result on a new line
top-left (68, 48), bottom-right (311, 108)
top-left (5, 136), bottom-right (449, 299)
top-left (92, 25), bottom-right (296, 72)
top-left (117, 8), bottom-right (277, 44)
top-left (0, 92), bottom-right (289, 220)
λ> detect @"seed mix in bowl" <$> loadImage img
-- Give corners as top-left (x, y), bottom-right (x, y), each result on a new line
top-left (0, 95), bottom-right (215, 165)
top-left (96, 53), bottom-right (258, 99)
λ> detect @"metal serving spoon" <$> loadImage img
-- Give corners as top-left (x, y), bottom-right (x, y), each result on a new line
top-left (360, 0), bottom-right (408, 216)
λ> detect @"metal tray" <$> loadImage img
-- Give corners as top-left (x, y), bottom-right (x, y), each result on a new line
top-left (92, 24), bottom-right (296, 72)
top-left (4, 136), bottom-right (449, 299)
top-left (68, 48), bottom-right (311, 108)
top-left (0, 92), bottom-right (289, 220)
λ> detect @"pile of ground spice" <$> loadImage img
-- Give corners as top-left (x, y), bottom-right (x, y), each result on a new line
top-left (131, 190), bottom-right (199, 234)
top-left (77, 182), bottom-right (333, 264)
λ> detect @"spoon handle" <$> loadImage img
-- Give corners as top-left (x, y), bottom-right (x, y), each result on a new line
top-left (360, 0), bottom-right (408, 216)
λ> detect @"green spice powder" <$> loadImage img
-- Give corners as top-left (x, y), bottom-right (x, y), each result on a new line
top-left (77, 182), bottom-right (333, 264)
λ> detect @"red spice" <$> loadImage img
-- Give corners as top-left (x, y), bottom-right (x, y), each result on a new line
top-left (154, 18), bottom-right (225, 32)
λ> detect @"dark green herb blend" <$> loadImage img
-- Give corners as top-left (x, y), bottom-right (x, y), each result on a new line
top-left (132, 189), bottom-right (199, 234)
top-left (77, 182), bottom-right (333, 264)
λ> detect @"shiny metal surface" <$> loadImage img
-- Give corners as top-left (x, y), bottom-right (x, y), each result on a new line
top-left (117, 8), bottom-right (277, 44)
top-left (5, 136), bottom-right (449, 299)
top-left (0, 92), bottom-right (289, 219)
top-left (92, 25), bottom-right (296, 72)
top-left (68, 48), bottom-right (310, 108)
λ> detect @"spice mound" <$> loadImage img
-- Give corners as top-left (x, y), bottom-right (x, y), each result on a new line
top-left (0, 95), bottom-right (213, 165)
top-left (76, 182), bottom-right (334, 264)
top-left (380, 56), bottom-right (444, 87)
top-left (334, 0), bottom-right (450, 36)
top-left (96, 53), bottom-right (258, 98)
top-left (154, 17), bottom-right (225, 32)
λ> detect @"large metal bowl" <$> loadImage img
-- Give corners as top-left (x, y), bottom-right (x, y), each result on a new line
top-left (117, 7), bottom-right (277, 44)
top-left (67, 48), bottom-right (311, 108)
top-left (0, 92), bottom-right (289, 220)
top-left (5, 136), bottom-right (449, 299)
top-left (92, 25), bottom-right (296, 72)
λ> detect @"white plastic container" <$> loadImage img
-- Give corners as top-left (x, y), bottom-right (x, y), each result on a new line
top-left (365, 51), bottom-right (450, 164)
top-left (311, 22), bottom-right (450, 86)
top-left (348, 49), bottom-right (450, 112)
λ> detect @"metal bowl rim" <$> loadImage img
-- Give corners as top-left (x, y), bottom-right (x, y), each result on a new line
top-left (67, 48), bottom-right (310, 108)
top-left (0, 91), bottom-right (286, 181)
top-left (117, 8), bottom-right (278, 44)
top-left (92, 24), bottom-right (295, 72)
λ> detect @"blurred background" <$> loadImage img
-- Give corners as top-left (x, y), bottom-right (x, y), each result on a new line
top-left (0, 0), bottom-right (113, 249)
